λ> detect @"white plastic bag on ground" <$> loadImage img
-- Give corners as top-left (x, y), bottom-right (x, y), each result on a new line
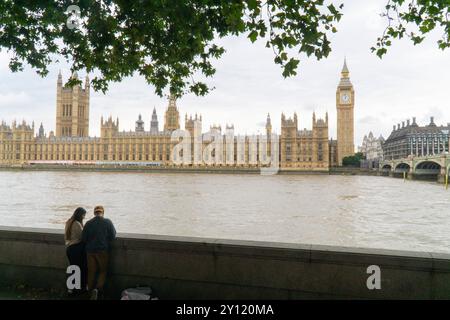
top-left (121, 287), bottom-right (152, 300)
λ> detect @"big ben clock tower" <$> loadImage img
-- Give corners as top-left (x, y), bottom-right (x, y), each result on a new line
top-left (336, 59), bottom-right (355, 166)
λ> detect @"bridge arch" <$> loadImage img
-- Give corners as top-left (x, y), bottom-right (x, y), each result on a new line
top-left (414, 160), bottom-right (442, 171)
top-left (381, 164), bottom-right (392, 171)
top-left (394, 163), bottom-right (411, 172)
top-left (414, 160), bottom-right (442, 181)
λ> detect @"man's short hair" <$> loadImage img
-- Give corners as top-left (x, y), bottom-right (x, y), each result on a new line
top-left (94, 205), bottom-right (104, 215)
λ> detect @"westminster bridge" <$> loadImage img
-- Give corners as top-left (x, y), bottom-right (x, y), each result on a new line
top-left (380, 154), bottom-right (450, 183)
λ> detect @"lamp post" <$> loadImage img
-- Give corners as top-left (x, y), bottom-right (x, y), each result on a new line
top-left (446, 165), bottom-right (449, 190)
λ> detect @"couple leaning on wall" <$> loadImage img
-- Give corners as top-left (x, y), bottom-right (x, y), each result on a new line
top-left (64, 205), bottom-right (117, 300)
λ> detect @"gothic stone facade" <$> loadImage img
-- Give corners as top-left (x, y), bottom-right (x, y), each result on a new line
top-left (56, 72), bottom-right (90, 137)
top-left (280, 112), bottom-right (329, 170)
top-left (358, 132), bottom-right (385, 169)
top-left (336, 59), bottom-right (355, 166)
top-left (358, 132), bottom-right (385, 161)
top-left (0, 63), bottom-right (354, 170)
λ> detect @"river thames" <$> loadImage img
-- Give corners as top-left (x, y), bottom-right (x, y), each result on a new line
top-left (1, 171), bottom-right (449, 253)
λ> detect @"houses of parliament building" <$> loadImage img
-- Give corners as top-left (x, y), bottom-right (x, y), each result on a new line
top-left (0, 61), bottom-right (355, 170)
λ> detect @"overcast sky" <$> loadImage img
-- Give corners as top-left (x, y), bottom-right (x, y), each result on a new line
top-left (0, 0), bottom-right (449, 147)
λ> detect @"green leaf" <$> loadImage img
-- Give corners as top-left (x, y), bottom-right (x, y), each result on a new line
top-left (376, 48), bottom-right (387, 58)
top-left (248, 30), bottom-right (258, 43)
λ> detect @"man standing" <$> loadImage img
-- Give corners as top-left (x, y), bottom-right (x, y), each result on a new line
top-left (82, 205), bottom-right (117, 300)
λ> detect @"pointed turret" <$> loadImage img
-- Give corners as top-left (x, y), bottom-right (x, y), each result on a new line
top-left (85, 74), bottom-right (90, 90)
top-left (164, 95), bottom-right (180, 132)
top-left (100, 115), bottom-right (119, 138)
top-left (341, 58), bottom-right (349, 77)
top-left (150, 107), bottom-right (159, 134)
top-left (338, 58), bottom-right (352, 87)
top-left (57, 70), bottom-right (63, 86)
top-left (168, 94), bottom-right (177, 109)
top-left (38, 123), bottom-right (45, 138)
top-left (266, 113), bottom-right (272, 136)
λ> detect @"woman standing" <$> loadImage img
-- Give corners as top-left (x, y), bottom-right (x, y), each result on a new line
top-left (65, 207), bottom-right (87, 294)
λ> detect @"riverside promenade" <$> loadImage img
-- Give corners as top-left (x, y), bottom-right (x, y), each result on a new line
top-left (1, 226), bottom-right (450, 299)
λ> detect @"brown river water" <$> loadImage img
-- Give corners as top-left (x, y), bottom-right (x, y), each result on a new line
top-left (0, 171), bottom-right (449, 253)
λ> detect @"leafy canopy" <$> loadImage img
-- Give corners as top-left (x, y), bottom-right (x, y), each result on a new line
top-left (372, 0), bottom-right (450, 58)
top-left (0, 1), bottom-right (448, 97)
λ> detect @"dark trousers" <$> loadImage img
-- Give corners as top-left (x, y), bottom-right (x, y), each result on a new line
top-left (66, 242), bottom-right (87, 291)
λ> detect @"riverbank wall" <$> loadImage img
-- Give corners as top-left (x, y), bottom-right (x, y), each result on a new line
top-left (329, 167), bottom-right (380, 176)
top-left (0, 164), bottom-right (330, 175)
top-left (0, 164), bottom-right (445, 184)
top-left (0, 164), bottom-right (364, 176)
top-left (0, 164), bottom-right (263, 174)
top-left (0, 226), bottom-right (449, 299)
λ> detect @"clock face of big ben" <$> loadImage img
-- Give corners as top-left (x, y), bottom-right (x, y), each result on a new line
top-left (340, 92), bottom-right (351, 104)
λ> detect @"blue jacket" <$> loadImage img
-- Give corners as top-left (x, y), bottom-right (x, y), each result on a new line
top-left (82, 216), bottom-right (117, 253)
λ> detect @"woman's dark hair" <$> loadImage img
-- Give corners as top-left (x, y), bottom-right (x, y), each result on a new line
top-left (65, 207), bottom-right (87, 240)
